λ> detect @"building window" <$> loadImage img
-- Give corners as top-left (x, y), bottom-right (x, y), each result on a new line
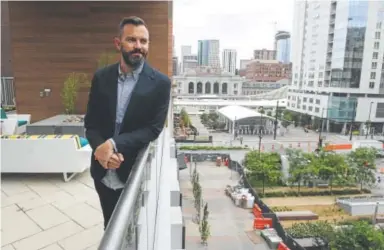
top-left (303, 97), bottom-right (307, 102)
top-left (303, 105), bottom-right (307, 110)
top-left (309, 106), bottom-right (313, 111)
top-left (318, 81), bottom-right (323, 87)
top-left (375, 32), bottom-right (381, 39)
top-left (374, 42), bottom-right (380, 49)
top-left (369, 82), bottom-right (375, 88)
top-left (373, 52), bottom-right (379, 59)
top-left (318, 72), bottom-right (323, 78)
top-left (372, 62), bottom-right (377, 69)
top-left (316, 99), bottom-right (320, 105)
top-left (371, 72), bottom-right (376, 79)
top-left (188, 82), bottom-right (194, 94)
top-left (315, 107), bottom-right (320, 113)
top-left (376, 103), bottom-right (384, 118)
top-left (377, 22), bottom-right (382, 29)
top-left (309, 98), bottom-right (314, 103)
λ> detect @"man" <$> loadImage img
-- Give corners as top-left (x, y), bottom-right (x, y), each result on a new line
top-left (84, 16), bottom-right (171, 229)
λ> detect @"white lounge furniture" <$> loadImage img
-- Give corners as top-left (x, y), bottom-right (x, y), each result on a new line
top-left (1, 134), bottom-right (92, 182)
top-left (0, 108), bottom-right (31, 135)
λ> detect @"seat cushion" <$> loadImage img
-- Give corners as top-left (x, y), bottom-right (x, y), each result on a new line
top-left (79, 137), bottom-right (89, 147)
top-left (17, 120), bottom-right (28, 126)
top-left (0, 108), bottom-right (7, 119)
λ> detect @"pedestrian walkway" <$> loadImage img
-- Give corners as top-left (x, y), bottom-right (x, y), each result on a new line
top-left (179, 161), bottom-right (270, 250)
top-left (190, 115), bottom-right (210, 135)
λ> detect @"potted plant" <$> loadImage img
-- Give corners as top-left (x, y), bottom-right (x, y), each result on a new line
top-left (61, 72), bottom-right (89, 114)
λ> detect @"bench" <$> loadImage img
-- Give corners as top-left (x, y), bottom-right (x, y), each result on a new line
top-left (1, 134), bottom-right (91, 181)
top-left (0, 108), bottom-right (31, 135)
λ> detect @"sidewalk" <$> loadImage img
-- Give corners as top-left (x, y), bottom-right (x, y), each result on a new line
top-left (179, 161), bottom-right (270, 250)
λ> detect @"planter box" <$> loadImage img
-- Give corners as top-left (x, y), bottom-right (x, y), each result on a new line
top-left (26, 114), bottom-right (85, 137)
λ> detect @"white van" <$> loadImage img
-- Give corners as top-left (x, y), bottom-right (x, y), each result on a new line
top-left (352, 140), bottom-right (384, 157)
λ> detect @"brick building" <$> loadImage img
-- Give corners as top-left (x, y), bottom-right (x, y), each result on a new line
top-left (245, 60), bottom-right (291, 82)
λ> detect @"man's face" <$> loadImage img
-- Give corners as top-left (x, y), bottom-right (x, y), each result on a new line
top-left (114, 24), bottom-right (149, 69)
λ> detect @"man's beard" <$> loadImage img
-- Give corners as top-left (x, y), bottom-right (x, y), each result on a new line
top-left (121, 47), bottom-right (146, 69)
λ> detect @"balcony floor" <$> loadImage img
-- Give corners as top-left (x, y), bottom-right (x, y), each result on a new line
top-left (1, 170), bottom-right (103, 250)
top-left (180, 161), bottom-right (270, 250)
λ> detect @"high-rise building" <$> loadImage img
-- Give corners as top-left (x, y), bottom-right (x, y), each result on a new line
top-left (275, 31), bottom-right (291, 64)
top-left (197, 40), bottom-right (220, 68)
top-left (172, 56), bottom-right (178, 76)
top-left (182, 55), bottom-right (198, 72)
top-left (222, 49), bottom-right (237, 75)
top-left (288, 0), bottom-right (384, 133)
top-left (180, 45), bottom-right (192, 73)
top-left (253, 49), bottom-right (276, 60)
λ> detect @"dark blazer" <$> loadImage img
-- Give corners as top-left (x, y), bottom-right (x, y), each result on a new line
top-left (84, 62), bottom-right (171, 183)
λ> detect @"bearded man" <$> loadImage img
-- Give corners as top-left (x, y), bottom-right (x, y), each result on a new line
top-left (84, 16), bottom-right (170, 229)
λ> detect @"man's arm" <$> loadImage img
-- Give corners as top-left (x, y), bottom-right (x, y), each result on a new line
top-left (84, 73), bottom-right (105, 151)
top-left (112, 78), bottom-right (171, 153)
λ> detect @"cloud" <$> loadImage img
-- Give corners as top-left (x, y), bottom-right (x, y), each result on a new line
top-left (173, 0), bottom-right (295, 66)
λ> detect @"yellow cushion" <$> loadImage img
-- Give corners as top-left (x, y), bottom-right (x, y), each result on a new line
top-left (1, 134), bottom-right (81, 149)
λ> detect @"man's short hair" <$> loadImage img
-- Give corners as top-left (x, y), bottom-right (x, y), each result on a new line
top-left (118, 16), bottom-right (147, 36)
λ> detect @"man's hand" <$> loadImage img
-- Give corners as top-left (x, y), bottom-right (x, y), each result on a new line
top-left (94, 140), bottom-right (114, 169)
top-left (107, 153), bottom-right (124, 169)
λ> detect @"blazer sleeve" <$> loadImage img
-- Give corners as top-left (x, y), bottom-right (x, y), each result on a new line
top-left (84, 73), bottom-right (105, 150)
top-left (112, 77), bottom-right (171, 153)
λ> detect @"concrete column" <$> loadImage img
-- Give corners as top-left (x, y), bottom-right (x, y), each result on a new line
top-left (326, 119), bottom-right (330, 132)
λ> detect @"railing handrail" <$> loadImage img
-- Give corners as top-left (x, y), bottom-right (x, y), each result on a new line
top-left (98, 143), bottom-right (151, 250)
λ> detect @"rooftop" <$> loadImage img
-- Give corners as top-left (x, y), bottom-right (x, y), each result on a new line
top-left (2, 170), bottom-right (102, 250)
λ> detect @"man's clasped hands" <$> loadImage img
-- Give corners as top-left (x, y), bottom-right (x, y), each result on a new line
top-left (94, 140), bottom-right (124, 169)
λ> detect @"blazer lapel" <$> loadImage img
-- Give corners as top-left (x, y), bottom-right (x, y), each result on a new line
top-left (108, 63), bottom-right (119, 128)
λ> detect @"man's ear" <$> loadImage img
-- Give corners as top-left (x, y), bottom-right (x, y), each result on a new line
top-left (113, 36), bottom-right (121, 51)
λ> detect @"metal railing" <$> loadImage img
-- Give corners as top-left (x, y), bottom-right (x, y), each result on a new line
top-left (98, 143), bottom-right (152, 250)
top-left (1, 77), bottom-right (15, 106)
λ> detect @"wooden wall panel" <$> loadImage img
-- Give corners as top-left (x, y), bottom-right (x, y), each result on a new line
top-left (8, 1), bottom-right (172, 121)
top-left (1, 1), bottom-right (13, 77)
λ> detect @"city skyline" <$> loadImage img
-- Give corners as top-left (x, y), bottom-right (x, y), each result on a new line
top-left (173, 0), bottom-right (295, 67)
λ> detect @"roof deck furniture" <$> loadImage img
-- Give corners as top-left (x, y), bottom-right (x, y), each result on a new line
top-left (0, 134), bottom-right (91, 182)
top-left (26, 114), bottom-right (85, 137)
top-left (0, 108), bottom-right (31, 135)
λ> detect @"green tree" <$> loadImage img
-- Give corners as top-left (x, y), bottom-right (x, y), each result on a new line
top-left (180, 108), bottom-right (191, 128)
top-left (267, 111), bottom-right (272, 116)
top-left (330, 221), bottom-right (384, 250)
top-left (287, 221), bottom-right (334, 247)
top-left (61, 72), bottom-right (89, 114)
top-left (199, 202), bottom-right (211, 246)
top-left (286, 149), bottom-right (314, 192)
top-left (200, 113), bottom-right (209, 125)
top-left (244, 151), bottom-right (282, 195)
top-left (315, 150), bottom-right (348, 192)
top-left (347, 148), bottom-right (377, 190)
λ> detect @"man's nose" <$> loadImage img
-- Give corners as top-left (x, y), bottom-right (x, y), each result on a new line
top-left (133, 40), bottom-right (142, 49)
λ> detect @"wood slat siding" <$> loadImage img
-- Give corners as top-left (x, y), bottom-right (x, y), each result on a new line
top-left (1, 1), bottom-right (13, 77)
top-left (8, 1), bottom-right (172, 122)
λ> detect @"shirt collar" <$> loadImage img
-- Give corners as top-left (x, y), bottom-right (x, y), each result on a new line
top-left (118, 61), bottom-right (144, 81)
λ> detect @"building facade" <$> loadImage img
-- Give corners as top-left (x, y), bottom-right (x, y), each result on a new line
top-left (182, 54), bottom-right (198, 72)
top-left (275, 31), bottom-right (291, 64)
top-left (173, 71), bottom-right (242, 96)
top-left (197, 40), bottom-right (220, 68)
top-left (222, 49), bottom-right (237, 75)
top-left (288, 0), bottom-right (384, 133)
top-left (242, 79), bottom-right (289, 95)
top-left (245, 60), bottom-right (292, 81)
top-left (253, 49), bottom-right (276, 60)
top-left (3, 1), bottom-right (173, 121)
top-left (172, 56), bottom-right (178, 76)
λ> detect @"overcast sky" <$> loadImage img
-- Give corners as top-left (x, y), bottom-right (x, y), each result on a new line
top-left (173, 0), bottom-right (295, 67)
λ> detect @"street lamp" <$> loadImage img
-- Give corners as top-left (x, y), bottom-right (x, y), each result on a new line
top-left (349, 101), bottom-right (357, 141)
top-left (365, 102), bottom-right (374, 139)
top-left (258, 107), bottom-right (264, 157)
top-left (273, 100), bottom-right (279, 140)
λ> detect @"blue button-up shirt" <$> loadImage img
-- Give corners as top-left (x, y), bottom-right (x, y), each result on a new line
top-left (101, 62), bottom-right (144, 190)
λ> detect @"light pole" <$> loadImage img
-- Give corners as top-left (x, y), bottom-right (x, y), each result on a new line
top-left (318, 108), bottom-right (325, 149)
top-left (365, 102), bottom-right (374, 139)
top-left (349, 101), bottom-right (357, 141)
top-left (258, 107), bottom-right (264, 157)
top-left (273, 100), bottom-right (279, 140)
